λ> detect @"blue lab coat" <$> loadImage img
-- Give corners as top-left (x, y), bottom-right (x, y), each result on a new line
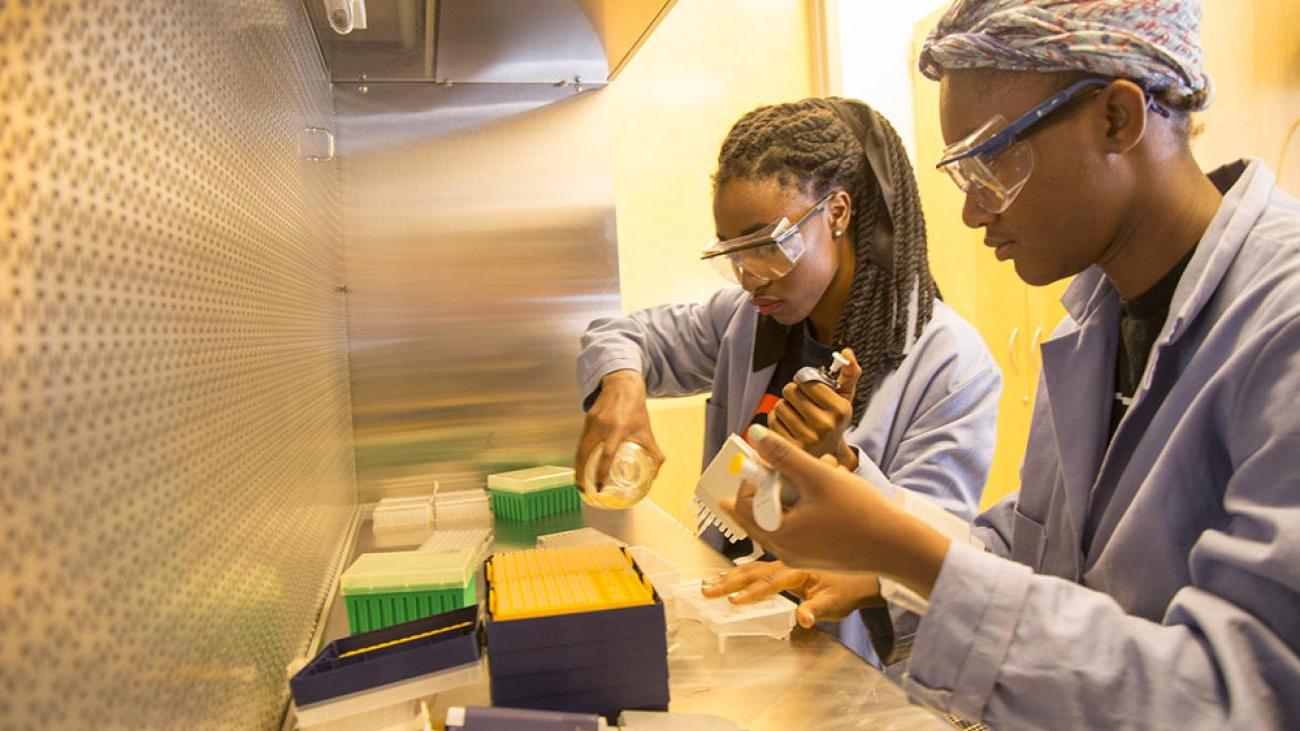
top-left (901, 160), bottom-right (1300, 729)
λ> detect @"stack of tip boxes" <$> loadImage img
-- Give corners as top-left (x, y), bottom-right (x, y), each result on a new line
top-left (485, 544), bottom-right (669, 719)
top-left (487, 466), bottom-right (581, 522)
top-left (341, 549), bottom-right (479, 634)
top-left (290, 606), bottom-right (482, 730)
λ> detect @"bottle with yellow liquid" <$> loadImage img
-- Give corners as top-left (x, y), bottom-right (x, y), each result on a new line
top-left (581, 441), bottom-right (656, 509)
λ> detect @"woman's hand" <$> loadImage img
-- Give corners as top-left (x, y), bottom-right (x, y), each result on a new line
top-left (700, 560), bottom-right (883, 629)
top-left (769, 349), bottom-right (864, 469)
top-left (723, 424), bottom-right (950, 599)
top-left (575, 370), bottom-right (665, 491)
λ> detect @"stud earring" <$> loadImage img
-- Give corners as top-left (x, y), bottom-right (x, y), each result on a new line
top-left (834, 229), bottom-right (843, 238)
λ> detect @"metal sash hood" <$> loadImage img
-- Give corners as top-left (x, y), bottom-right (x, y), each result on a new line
top-left (302, 0), bottom-right (677, 85)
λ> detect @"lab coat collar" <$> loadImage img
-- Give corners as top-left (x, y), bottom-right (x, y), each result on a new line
top-left (1057, 159), bottom-right (1267, 344)
top-left (1158, 159), bottom-right (1269, 351)
top-left (1041, 159), bottom-right (1275, 568)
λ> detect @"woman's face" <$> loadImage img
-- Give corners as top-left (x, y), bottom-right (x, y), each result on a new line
top-left (712, 178), bottom-right (848, 326)
top-left (939, 70), bottom-right (1125, 286)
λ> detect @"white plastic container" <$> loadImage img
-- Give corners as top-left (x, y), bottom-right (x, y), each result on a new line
top-left (371, 494), bottom-right (436, 548)
top-left (419, 527), bottom-right (493, 570)
top-left (433, 485), bottom-right (492, 525)
top-left (670, 579), bottom-right (796, 653)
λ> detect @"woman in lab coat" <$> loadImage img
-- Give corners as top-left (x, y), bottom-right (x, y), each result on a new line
top-left (715, 1), bottom-right (1300, 728)
top-left (574, 98), bottom-right (1001, 661)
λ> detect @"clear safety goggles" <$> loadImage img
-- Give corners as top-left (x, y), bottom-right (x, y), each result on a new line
top-left (700, 193), bottom-right (832, 284)
top-left (936, 77), bottom-right (1113, 214)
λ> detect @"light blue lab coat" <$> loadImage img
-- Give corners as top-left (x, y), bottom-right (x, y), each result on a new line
top-left (577, 287), bottom-right (1002, 661)
top-left (901, 160), bottom-right (1300, 729)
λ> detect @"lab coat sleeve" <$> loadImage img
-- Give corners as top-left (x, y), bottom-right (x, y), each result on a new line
top-left (900, 318), bottom-right (1300, 729)
top-left (851, 331), bottom-right (1003, 665)
top-left (576, 287), bottom-right (745, 408)
top-left (867, 494), bottom-right (1018, 667)
top-left (849, 333), bottom-right (1002, 523)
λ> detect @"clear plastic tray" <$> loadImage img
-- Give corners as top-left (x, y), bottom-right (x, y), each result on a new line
top-left (371, 495), bottom-right (436, 549)
top-left (670, 579), bottom-right (796, 653)
top-left (420, 527), bottom-right (492, 570)
top-left (373, 495), bottom-right (434, 530)
top-left (628, 546), bottom-right (683, 640)
top-left (433, 486), bottom-right (493, 525)
top-left (627, 546), bottom-right (680, 597)
top-left (536, 527), bottom-right (626, 549)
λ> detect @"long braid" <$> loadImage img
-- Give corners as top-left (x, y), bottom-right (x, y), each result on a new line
top-left (715, 98), bottom-right (939, 422)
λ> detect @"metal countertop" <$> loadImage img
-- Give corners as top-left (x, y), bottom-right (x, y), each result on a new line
top-left (308, 499), bottom-right (950, 730)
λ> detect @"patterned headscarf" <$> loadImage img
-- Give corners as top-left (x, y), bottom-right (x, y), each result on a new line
top-left (919, 0), bottom-right (1213, 111)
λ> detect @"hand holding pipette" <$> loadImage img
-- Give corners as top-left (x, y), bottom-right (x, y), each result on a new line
top-left (771, 348), bottom-right (864, 468)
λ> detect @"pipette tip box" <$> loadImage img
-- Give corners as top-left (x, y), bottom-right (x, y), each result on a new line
top-left (483, 545), bottom-right (670, 718)
top-left (290, 606), bottom-right (483, 729)
top-left (434, 485), bottom-right (494, 525)
top-left (420, 526), bottom-right (493, 570)
top-left (487, 466), bottom-right (581, 522)
top-left (371, 493), bottom-right (438, 548)
top-left (341, 548), bottom-right (479, 634)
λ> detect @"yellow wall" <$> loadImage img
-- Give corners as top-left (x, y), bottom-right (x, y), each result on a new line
top-left (606, 0), bottom-right (821, 525)
top-left (1194, 0), bottom-right (1300, 195)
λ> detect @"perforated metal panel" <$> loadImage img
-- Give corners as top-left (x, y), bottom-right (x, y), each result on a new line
top-left (0, 1), bottom-right (357, 729)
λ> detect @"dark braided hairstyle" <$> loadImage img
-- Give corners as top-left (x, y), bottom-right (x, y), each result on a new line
top-left (714, 98), bottom-right (940, 423)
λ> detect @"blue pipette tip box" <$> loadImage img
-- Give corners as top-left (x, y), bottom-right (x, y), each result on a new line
top-left (290, 605), bottom-right (482, 708)
top-left (483, 552), bottom-right (670, 718)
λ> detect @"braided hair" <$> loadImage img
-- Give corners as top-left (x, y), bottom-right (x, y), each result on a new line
top-left (714, 98), bottom-right (939, 423)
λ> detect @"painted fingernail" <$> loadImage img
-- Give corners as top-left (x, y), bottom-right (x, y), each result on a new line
top-left (701, 577), bottom-right (719, 588)
top-left (747, 423), bottom-right (771, 443)
top-left (728, 591), bottom-right (743, 602)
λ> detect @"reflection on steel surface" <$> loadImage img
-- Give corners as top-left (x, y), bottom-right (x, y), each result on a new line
top-left (0, 0), bottom-right (357, 728)
top-left (336, 83), bottom-right (620, 501)
top-left (434, 0), bottom-right (608, 84)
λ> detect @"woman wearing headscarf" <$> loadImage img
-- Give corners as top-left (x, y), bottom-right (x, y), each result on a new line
top-left (718, 1), bottom-right (1300, 728)
top-left (574, 99), bottom-right (1001, 662)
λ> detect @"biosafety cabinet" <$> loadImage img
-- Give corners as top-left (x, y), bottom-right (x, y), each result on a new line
top-left (0, 1), bottom-right (671, 726)
top-left (3, 3), bottom-right (952, 726)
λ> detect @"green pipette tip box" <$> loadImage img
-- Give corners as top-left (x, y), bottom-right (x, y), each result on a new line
top-left (341, 549), bottom-right (478, 634)
top-left (488, 466), bottom-right (580, 522)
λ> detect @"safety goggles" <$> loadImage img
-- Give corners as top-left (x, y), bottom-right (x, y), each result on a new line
top-left (700, 193), bottom-right (832, 284)
top-left (936, 77), bottom-right (1113, 214)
